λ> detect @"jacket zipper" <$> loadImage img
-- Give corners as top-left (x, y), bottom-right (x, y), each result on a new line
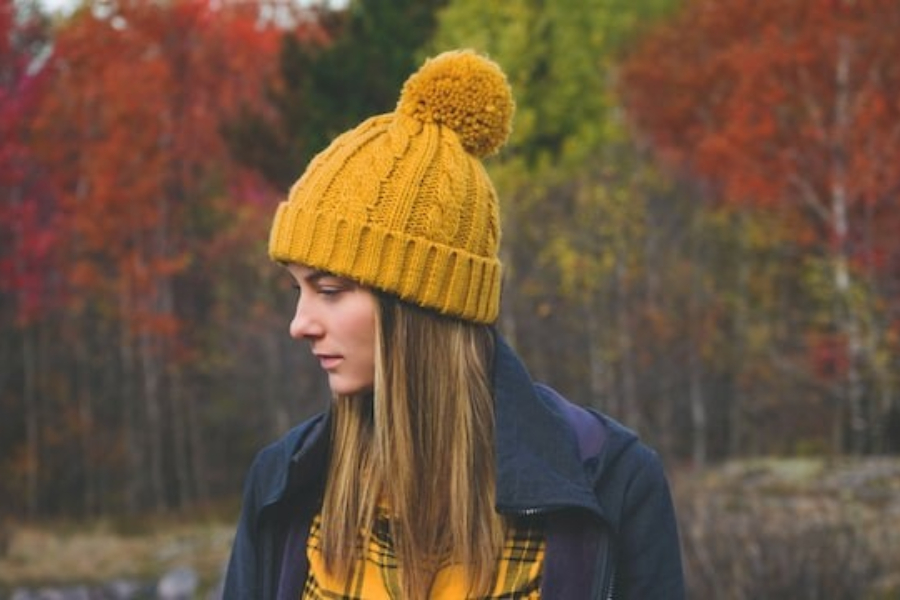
top-left (593, 523), bottom-right (616, 600)
top-left (504, 505), bottom-right (617, 600)
top-left (603, 565), bottom-right (616, 599)
top-left (505, 506), bottom-right (553, 517)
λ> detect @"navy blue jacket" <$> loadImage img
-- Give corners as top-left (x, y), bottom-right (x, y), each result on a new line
top-left (224, 337), bottom-right (684, 598)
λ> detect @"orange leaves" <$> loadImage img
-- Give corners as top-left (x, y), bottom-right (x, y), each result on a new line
top-left (619, 0), bottom-right (900, 455)
top-left (0, 0), bottom-right (55, 327)
top-left (27, 0), bottom-right (288, 334)
top-left (620, 0), bottom-right (900, 258)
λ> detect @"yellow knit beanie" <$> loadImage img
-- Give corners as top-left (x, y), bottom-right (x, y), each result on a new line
top-left (268, 49), bottom-right (514, 324)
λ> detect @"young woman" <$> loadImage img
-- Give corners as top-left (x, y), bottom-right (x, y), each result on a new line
top-left (224, 50), bottom-right (684, 599)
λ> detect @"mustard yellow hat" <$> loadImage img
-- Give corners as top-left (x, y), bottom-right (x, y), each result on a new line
top-left (268, 50), bottom-right (514, 324)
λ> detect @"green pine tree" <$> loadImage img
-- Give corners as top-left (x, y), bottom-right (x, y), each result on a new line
top-left (223, 0), bottom-right (449, 189)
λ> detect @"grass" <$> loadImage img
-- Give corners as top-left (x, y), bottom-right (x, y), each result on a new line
top-left (0, 509), bottom-right (236, 594)
top-left (4, 459), bottom-right (900, 598)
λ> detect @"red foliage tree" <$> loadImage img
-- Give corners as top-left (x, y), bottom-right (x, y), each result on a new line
top-left (0, 0), bottom-right (55, 326)
top-left (21, 0), bottom-right (290, 512)
top-left (619, 0), bottom-right (900, 452)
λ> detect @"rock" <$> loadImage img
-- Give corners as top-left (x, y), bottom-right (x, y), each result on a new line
top-left (6, 569), bottom-right (188, 600)
top-left (102, 578), bottom-right (147, 599)
top-left (8, 587), bottom-right (91, 600)
top-left (156, 567), bottom-right (198, 600)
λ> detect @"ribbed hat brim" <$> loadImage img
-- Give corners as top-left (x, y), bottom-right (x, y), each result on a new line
top-left (269, 201), bottom-right (501, 324)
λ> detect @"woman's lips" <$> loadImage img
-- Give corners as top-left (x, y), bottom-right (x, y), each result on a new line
top-left (316, 355), bottom-right (342, 370)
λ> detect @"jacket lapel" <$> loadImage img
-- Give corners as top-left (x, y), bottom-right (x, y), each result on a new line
top-left (492, 335), bottom-right (605, 520)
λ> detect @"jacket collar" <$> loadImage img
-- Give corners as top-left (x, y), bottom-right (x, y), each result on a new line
top-left (277, 335), bottom-right (609, 522)
top-left (492, 335), bottom-right (606, 521)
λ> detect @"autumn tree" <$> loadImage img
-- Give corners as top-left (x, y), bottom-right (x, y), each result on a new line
top-left (620, 0), bottom-right (900, 453)
top-left (0, 0), bottom-right (55, 518)
top-left (3, 0), bottom-right (294, 516)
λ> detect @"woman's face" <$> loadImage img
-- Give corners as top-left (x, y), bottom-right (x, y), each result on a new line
top-left (286, 264), bottom-right (378, 396)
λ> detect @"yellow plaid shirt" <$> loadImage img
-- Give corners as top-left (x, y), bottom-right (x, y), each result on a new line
top-left (302, 509), bottom-right (545, 599)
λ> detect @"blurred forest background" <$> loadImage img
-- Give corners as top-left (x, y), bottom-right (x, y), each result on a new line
top-left (2, 0), bottom-right (900, 597)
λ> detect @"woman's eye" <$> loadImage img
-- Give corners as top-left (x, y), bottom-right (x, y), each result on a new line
top-left (317, 280), bottom-right (348, 296)
top-left (317, 277), bottom-right (354, 296)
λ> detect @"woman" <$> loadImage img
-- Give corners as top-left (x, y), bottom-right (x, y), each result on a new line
top-left (224, 50), bottom-right (684, 599)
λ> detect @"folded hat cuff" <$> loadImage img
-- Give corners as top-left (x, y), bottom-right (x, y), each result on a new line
top-left (269, 202), bottom-right (501, 324)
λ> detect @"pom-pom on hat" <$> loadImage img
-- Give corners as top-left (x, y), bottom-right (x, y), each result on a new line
top-left (268, 50), bottom-right (514, 323)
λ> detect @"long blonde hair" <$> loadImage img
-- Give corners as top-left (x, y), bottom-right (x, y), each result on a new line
top-left (319, 294), bottom-right (503, 599)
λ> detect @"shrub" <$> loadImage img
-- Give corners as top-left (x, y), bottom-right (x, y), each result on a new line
top-left (674, 458), bottom-right (900, 599)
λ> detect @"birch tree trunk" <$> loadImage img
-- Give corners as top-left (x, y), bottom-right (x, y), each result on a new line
top-left (831, 34), bottom-right (867, 454)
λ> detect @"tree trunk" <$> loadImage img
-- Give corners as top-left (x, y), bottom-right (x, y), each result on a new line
top-left (729, 214), bottom-right (749, 458)
top-left (170, 365), bottom-right (192, 509)
top-left (585, 292), bottom-right (607, 411)
top-left (75, 331), bottom-right (95, 516)
top-left (265, 331), bottom-right (290, 438)
top-left (140, 327), bottom-right (166, 512)
top-left (23, 325), bottom-right (39, 518)
top-left (830, 34), bottom-right (867, 454)
top-left (688, 227), bottom-right (707, 467)
top-left (186, 377), bottom-right (208, 503)
top-left (615, 258), bottom-right (640, 430)
top-left (688, 323), bottom-right (707, 466)
top-left (119, 295), bottom-right (142, 514)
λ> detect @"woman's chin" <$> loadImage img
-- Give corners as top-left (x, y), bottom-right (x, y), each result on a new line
top-left (327, 377), bottom-right (374, 397)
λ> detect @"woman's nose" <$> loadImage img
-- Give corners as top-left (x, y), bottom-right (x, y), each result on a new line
top-left (289, 298), bottom-right (322, 340)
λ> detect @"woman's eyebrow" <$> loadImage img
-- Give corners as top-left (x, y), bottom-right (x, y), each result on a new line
top-left (305, 270), bottom-right (328, 283)
top-left (305, 270), bottom-right (349, 286)
top-left (288, 268), bottom-right (328, 287)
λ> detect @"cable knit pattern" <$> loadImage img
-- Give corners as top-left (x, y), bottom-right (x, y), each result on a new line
top-left (268, 50), bottom-right (514, 323)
